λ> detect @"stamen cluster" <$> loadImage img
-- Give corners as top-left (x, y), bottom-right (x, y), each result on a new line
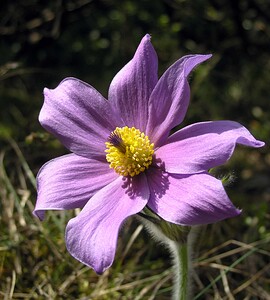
top-left (105, 126), bottom-right (154, 177)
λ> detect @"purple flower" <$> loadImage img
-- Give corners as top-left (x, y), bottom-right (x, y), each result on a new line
top-left (34, 34), bottom-right (264, 274)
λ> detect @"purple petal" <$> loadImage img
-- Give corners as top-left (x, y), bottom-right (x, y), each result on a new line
top-left (65, 175), bottom-right (149, 274)
top-left (155, 121), bottom-right (265, 174)
top-left (108, 34), bottom-right (158, 132)
top-left (146, 54), bottom-right (212, 146)
top-left (33, 154), bottom-right (117, 220)
top-left (147, 169), bottom-right (240, 225)
top-left (39, 78), bottom-right (118, 160)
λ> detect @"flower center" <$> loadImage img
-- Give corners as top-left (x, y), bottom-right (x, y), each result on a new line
top-left (105, 126), bottom-right (154, 177)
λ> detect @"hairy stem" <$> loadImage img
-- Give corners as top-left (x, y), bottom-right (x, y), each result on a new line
top-left (137, 213), bottom-right (194, 300)
top-left (169, 241), bottom-right (189, 300)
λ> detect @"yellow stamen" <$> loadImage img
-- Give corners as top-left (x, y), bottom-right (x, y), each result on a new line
top-left (105, 126), bottom-right (154, 177)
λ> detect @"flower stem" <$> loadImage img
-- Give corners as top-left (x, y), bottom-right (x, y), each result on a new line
top-left (170, 241), bottom-right (189, 300)
top-left (137, 211), bottom-right (192, 299)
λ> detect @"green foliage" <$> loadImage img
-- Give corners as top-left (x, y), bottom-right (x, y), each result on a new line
top-left (0, 0), bottom-right (270, 298)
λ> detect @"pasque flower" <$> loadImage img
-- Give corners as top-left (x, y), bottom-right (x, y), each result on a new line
top-left (34, 34), bottom-right (264, 274)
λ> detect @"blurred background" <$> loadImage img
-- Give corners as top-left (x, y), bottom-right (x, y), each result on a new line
top-left (0, 0), bottom-right (269, 299)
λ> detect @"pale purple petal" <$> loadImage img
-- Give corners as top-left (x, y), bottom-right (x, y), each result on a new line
top-left (146, 54), bottom-right (212, 146)
top-left (39, 78), bottom-right (118, 160)
top-left (33, 154), bottom-right (117, 220)
top-left (108, 34), bottom-right (158, 132)
top-left (155, 121), bottom-right (265, 174)
top-left (147, 169), bottom-right (240, 225)
top-left (65, 175), bottom-right (149, 274)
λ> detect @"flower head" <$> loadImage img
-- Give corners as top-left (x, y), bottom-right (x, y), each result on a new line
top-left (34, 34), bottom-right (264, 274)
